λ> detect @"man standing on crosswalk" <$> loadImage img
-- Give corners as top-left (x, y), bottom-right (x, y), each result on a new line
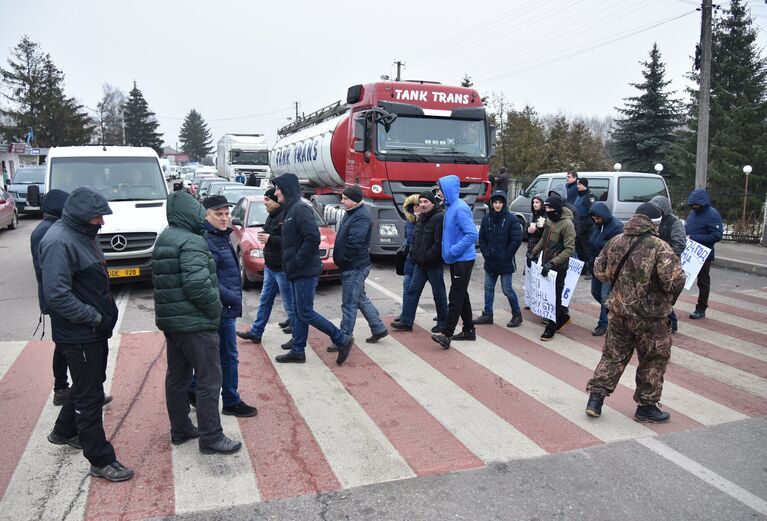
top-left (40, 187), bottom-right (133, 482)
top-left (585, 204), bottom-right (685, 423)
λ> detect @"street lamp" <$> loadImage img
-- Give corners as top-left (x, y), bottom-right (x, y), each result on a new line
top-left (742, 165), bottom-right (752, 229)
top-left (613, 162), bottom-right (622, 172)
top-left (654, 163), bottom-right (664, 175)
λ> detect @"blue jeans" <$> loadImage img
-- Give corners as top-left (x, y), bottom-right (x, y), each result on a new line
top-left (190, 317), bottom-right (240, 406)
top-left (483, 270), bottom-right (521, 316)
top-left (399, 264), bottom-right (448, 328)
top-left (250, 267), bottom-right (296, 337)
top-left (341, 266), bottom-right (386, 337)
top-left (590, 277), bottom-right (611, 328)
top-left (290, 276), bottom-right (349, 355)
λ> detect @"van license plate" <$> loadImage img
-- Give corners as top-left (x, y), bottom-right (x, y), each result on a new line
top-left (108, 268), bottom-right (140, 278)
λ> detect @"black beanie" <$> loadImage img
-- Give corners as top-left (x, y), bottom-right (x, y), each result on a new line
top-left (577, 177), bottom-right (589, 188)
top-left (544, 195), bottom-right (563, 221)
top-left (636, 202), bottom-right (662, 222)
top-left (343, 185), bottom-right (363, 203)
top-left (419, 190), bottom-right (437, 204)
top-left (264, 187), bottom-right (279, 203)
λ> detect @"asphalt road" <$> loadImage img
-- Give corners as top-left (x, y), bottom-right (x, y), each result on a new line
top-left (1, 212), bottom-right (766, 521)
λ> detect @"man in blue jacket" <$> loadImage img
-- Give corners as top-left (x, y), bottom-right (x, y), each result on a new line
top-left (685, 189), bottom-right (723, 319)
top-left (199, 195), bottom-right (257, 417)
top-left (30, 189), bottom-right (70, 405)
top-left (474, 190), bottom-right (523, 328)
top-left (431, 175), bottom-right (478, 350)
top-left (588, 202), bottom-right (624, 336)
top-left (40, 187), bottom-right (133, 482)
top-left (273, 173), bottom-right (354, 364)
top-left (329, 185), bottom-right (388, 351)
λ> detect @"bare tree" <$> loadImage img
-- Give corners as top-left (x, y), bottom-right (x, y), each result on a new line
top-left (95, 83), bottom-right (126, 145)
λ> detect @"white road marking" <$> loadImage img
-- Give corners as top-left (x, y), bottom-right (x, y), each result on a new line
top-left (674, 299), bottom-right (767, 334)
top-left (637, 437), bottom-right (767, 517)
top-left (366, 277), bottom-right (425, 314)
top-left (0, 341), bottom-right (27, 381)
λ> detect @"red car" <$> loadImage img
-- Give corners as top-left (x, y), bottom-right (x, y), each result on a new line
top-left (0, 187), bottom-right (19, 230)
top-left (230, 195), bottom-right (339, 287)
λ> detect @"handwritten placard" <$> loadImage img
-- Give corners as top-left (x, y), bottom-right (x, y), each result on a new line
top-left (681, 239), bottom-right (712, 290)
top-left (524, 255), bottom-right (557, 321)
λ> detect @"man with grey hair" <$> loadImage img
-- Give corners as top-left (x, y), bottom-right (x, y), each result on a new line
top-left (649, 195), bottom-right (686, 332)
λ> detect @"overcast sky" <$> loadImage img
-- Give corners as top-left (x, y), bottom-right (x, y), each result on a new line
top-left (1, 0), bottom-right (766, 149)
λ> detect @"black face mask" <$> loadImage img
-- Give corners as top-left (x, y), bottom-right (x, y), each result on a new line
top-left (546, 209), bottom-right (562, 222)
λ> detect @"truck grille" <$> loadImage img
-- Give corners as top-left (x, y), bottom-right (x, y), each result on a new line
top-left (384, 180), bottom-right (485, 219)
top-left (99, 232), bottom-right (157, 253)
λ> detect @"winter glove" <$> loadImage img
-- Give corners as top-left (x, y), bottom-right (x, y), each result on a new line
top-left (541, 261), bottom-right (554, 277)
top-left (525, 252), bottom-right (535, 268)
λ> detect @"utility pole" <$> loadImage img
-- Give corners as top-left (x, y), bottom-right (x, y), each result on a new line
top-left (695, 0), bottom-right (713, 189)
top-left (394, 60), bottom-right (405, 81)
top-left (293, 101), bottom-right (300, 120)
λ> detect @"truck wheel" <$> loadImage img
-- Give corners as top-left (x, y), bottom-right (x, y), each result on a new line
top-left (239, 251), bottom-right (254, 289)
top-left (311, 194), bottom-right (342, 216)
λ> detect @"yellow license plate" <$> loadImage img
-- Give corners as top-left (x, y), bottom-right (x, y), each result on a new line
top-left (108, 268), bottom-right (140, 278)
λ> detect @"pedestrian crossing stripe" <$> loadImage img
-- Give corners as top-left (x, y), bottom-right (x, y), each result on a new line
top-left (0, 289), bottom-right (766, 521)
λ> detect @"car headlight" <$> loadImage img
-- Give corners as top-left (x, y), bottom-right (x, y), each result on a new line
top-left (378, 223), bottom-right (399, 237)
top-left (249, 248), bottom-right (264, 258)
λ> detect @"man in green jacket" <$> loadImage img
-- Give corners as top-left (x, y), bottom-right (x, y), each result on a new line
top-left (152, 191), bottom-right (242, 455)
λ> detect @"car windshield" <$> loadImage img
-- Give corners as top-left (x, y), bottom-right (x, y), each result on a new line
top-left (219, 187), bottom-right (265, 204)
top-left (231, 150), bottom-right (268, 165)
top-left (377, 116), bottom-right (487, 161)
top-left (12, 168), bottom-right (45, 184)
top-left (49, 157), bottom-right (167, 201)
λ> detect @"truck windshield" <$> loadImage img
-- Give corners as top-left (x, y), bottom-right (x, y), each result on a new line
top-left (49, 157), bottom-right (167, 201)
top-left (231, 150), bottom-right (269, 165)
top-left (376, 116), bottom-right (487, 161)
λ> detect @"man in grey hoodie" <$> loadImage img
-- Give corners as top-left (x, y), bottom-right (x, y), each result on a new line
top-left (649, 195), bottom-right (686, 332)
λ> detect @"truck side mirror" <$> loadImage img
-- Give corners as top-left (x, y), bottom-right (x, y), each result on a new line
top-left (488, 124), bottom-right (497, 158)
top-left (353, 116), bottom-right (367, 153)
top-left (27, 184), bottom-right (40, 207)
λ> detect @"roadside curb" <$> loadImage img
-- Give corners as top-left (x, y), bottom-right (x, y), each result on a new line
top-left (713, 256), bottom-right (767, 276)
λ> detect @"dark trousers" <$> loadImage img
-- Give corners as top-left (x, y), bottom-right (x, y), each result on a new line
top-left (445, 260), bottom-right (474, 337)
top-left (53, 343), bottom-right (69, 391)
top-left (552, 267), bottom-right (568, 326)
top-left (54, 340), bottom-right (115, 468)
top-left (165, 331), bottom-right (223, 445)
top-left (696, 258), bottom-right (712, 312)
top-left (575, 232), bottom-right (592, 273)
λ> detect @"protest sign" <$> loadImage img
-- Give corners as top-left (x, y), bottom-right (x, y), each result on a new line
top-left (561, 257), bottom-right (585, 307)
top-left (524, 259), bottom-right (557, 321)
top-left (681, 239), bottom-right (712, 290)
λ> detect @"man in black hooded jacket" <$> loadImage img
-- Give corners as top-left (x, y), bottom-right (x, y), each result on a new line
top-left (272, 173), bottom-right (354, 365)
top-left (30, 189), bottom-right (70, 405)
top-left (39, 187), bottom-right (133, 482)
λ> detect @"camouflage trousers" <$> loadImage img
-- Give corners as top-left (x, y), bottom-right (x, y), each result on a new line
top-left (586, 315), bottom-right (672, 406)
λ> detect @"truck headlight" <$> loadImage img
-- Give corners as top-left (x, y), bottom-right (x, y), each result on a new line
top-left (378, 224), bottom-right (398, 237)
top-left (249, 248), bottom-right (264, 258)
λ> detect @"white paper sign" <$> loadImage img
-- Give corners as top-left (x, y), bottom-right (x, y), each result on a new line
top-left (524, 257), bottom-right (557, 321)
top-left (681, 239), bottom-right (712, 290)
top-left (561, 257), bottom-right (585, 307)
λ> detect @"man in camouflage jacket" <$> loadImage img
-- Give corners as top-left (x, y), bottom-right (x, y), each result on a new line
top-left (585, 203), bottom-right (685, 423)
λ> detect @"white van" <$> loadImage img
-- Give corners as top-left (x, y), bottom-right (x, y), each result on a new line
top-left (43, 146), bottom-right (168, 283)
top-left (509, 171), bottom-right (671, 235)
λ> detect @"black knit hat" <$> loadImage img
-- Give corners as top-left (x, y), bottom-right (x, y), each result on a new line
top-left (264, 187), bottom-right (279, 203)
top-left (636, 202), bottom-right (662, 221)
top-left (577, 177), bottom-right (589, 188)
top-left (343, 185), bottom-right (363, 203)
top-left (419, 190), bottom-right (437, 204)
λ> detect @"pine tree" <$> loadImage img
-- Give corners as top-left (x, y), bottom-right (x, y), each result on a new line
top-left (123, 81), bottom-right (164, 154)
top-left (0, 36), bottom-right (93, 146)
top-left (179, 109), bottom-right (213, 162)
top-left (611, 43), bottom-right (681, 173)
top-left (545, 115), bottom-right (573, 171)
top-left (669, 0), bottom-right (767, 219)
top-left (504, 105), bottom-right (547, 185)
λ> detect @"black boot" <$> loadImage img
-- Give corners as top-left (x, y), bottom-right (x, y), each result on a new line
top-left (634, 404), bottom-right (670, 423)
top-left (585, 393), bottom-right (604, 418)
